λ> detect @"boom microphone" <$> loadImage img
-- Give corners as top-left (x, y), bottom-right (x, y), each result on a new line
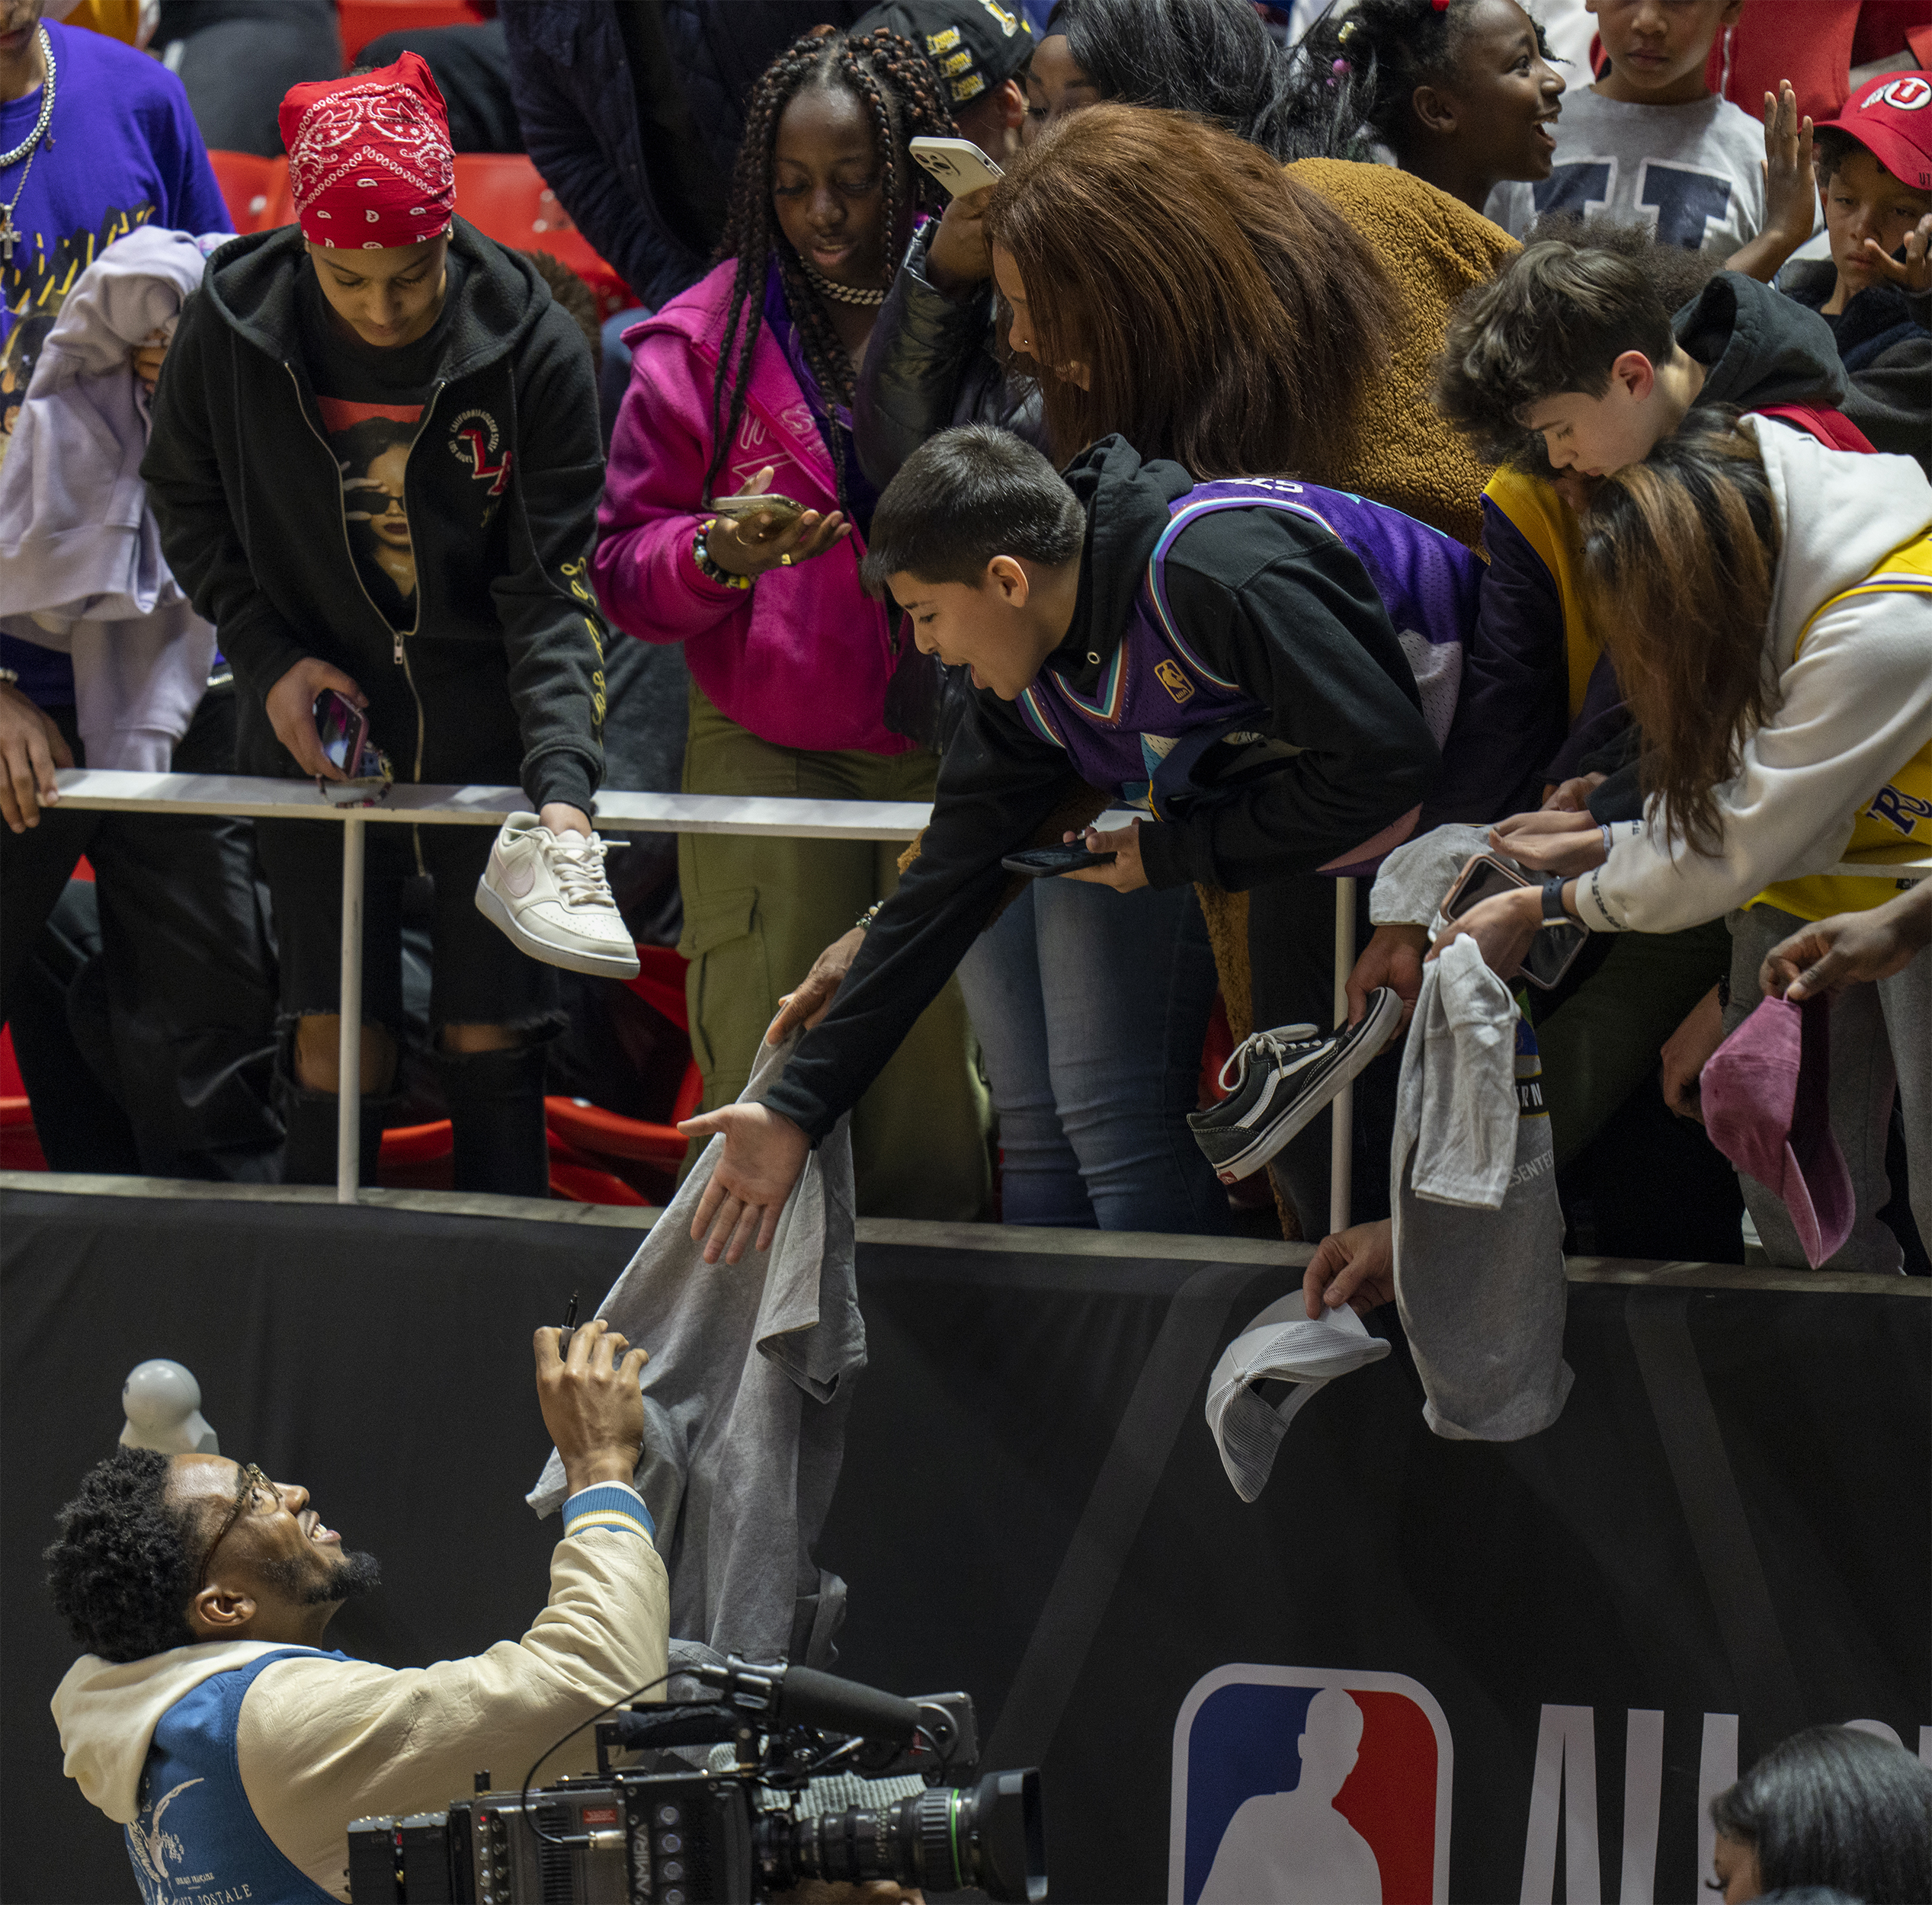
top-left (694, 1657), bottom-right (924, 1745)
top-left (774, 1665), bottom-right (923, 1744)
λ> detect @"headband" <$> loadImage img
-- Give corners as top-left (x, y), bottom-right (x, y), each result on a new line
top-left (278, 52), bottom-right (456, 251)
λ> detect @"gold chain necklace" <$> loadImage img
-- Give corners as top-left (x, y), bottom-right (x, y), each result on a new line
top-left (799, 257), bottom-right (888, 307)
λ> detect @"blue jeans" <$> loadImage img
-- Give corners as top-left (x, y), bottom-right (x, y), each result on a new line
top-left (600, 306), bottom-right (652, 446)
top-left (956, 877), bottom-right (1230, 1233)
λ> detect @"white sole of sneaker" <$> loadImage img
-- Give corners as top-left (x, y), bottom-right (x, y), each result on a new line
top-left (1202, 989), bottom-right (1404, 1183)
top-left (474, 879), bottom-right (642, 980)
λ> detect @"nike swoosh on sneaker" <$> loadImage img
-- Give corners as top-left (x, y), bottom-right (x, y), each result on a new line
top-left (501, 858), bottom-right (537, 899)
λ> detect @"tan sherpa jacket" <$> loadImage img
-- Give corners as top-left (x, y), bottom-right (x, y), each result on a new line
top-left (1285, 158), bottom-right (1517, 552)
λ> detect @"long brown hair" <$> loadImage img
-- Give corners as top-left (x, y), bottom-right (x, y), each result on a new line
top-left (981, 104), bottom-right (1396, 475)
top-left (1581, 411), bottom-right (1782, 856)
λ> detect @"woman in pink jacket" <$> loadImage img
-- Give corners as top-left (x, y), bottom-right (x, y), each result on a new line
top-left (593, 27), bottom-right (990, 1221)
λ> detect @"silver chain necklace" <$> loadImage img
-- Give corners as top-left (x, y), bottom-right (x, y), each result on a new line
top-left (799, 257), bottom-right (887, 307)
top-left (1, 25), bottom-right (57, 268)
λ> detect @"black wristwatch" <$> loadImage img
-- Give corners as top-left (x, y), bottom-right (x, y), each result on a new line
top-left (1540, 873), bottom-right (1571, 926)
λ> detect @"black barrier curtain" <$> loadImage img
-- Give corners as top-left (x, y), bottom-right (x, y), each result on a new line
top-left (4, 1192), bottom-right (1927, 1905)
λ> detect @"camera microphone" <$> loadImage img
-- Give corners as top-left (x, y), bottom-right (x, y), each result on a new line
top-left (775, 1666), bottom-right (923, 1744)
top-left (695, 1658), bottom-right (924, 1746)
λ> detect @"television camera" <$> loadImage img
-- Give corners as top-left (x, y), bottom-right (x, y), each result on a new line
top-left (347, 1656), bottom-right (1046, 1904)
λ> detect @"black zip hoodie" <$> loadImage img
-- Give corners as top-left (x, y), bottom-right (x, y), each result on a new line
top-left (761, 436), bottom-right (1440, 1144)
top-left (142, 217), bottom-right (608, 812)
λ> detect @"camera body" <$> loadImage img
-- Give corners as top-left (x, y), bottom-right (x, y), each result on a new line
top-left (348, 1769), bottom-right (750, 1905)
top-left (347, 1665), bottom-right (1046, 1905)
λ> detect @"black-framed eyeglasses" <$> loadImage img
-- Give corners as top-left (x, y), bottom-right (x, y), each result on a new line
top-left (197, 1462), bottom-right (271, 1593)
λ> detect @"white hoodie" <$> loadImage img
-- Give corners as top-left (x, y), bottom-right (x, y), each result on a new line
top-left (1576, 416), bottom-right (1932, 936)
top-left (50, 1519), bottom-right (668, 1902)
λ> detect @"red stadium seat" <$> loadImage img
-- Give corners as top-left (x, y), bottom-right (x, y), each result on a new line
top-left (1590, 6), bottom-right (1863, 126)
top-left (208, 151), bottom-right (289, 234)
top-left (450, 154), bottom-right (633, 315)
top-left (338, 0), bottom-right (485, 62)
top-left (1, 1026), bottom-right (46, 1170)
top-left (624, 943), bottom-right (690, 1031)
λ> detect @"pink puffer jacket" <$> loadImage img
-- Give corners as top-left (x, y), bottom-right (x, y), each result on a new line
top-left (591, 260), bottom-right (910, 757)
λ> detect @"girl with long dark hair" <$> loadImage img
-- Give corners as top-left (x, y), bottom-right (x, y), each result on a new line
top-left (1434, 408), bottom-right (1932, 1273)
top-left (591, 27), bottom-right (990, 1222)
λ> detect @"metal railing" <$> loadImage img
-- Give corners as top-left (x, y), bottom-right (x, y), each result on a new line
top-left (46, 769), bottom-right (1930, 1228)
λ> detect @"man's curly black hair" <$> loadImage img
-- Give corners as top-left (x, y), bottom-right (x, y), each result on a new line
top-left (45, 1448), bottom-right (202, 1663)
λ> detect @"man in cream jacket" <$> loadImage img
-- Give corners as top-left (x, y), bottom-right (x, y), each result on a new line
top-left (48, 1320), bottom-right (666, 1905)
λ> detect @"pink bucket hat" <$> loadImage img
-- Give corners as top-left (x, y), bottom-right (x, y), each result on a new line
top-left (1701, 994), bottom-right (1854, 1270)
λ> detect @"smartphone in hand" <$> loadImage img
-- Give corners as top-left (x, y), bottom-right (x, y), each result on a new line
top-left (312, 688), bottom-right (369, 776)
top-left (1440, 853), bottom-right (1585, 991)
top-left (711, 491), bottom-right (806, 527)
top-left (1001, 843), bottom-right (1118, 879)
top-left (909, 136), bottom-right (1004, 197)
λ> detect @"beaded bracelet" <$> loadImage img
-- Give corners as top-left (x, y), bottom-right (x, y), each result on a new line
top-left (693, 520), bottom-right (753, 591)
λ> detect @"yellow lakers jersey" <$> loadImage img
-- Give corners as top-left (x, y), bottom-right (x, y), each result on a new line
top-left (1757, 529), bottom-right (1932, 921)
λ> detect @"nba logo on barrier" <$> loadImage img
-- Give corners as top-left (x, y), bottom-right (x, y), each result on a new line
top-left (1169, 1665), bottom-right (1453, 1904)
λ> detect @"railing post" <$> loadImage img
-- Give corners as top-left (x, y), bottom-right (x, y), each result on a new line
top-left (1329, 875), bottom-right (1357, 1238)
top-left (337, 815), bottom-right (365, 1205)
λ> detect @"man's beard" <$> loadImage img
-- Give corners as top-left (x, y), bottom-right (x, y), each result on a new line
top-left (260, 1547), bottom-right (383, 1606)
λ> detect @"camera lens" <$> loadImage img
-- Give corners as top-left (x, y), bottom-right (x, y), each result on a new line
top-left (762, 1769), bottom-right (1046, 1903)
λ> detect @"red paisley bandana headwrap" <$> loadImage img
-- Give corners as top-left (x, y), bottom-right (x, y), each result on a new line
top-left (278, 53), bottom-right (457, 251)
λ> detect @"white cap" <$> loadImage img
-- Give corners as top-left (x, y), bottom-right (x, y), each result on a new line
top-left (1205, 1296), bottom-right (1389, 1502)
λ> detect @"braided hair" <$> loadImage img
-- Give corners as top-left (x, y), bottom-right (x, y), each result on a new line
top-left (1290, 0), bottom-right (1551, 164)
top-left (706, 28), bottom-right (954, 517)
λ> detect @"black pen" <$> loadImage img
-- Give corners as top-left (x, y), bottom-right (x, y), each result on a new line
top-left (559, 1290), bottom-right (578, 1360)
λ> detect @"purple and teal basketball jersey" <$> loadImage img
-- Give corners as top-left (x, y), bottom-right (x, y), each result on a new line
top-left (1014, 479), bottom-right (1477, 876)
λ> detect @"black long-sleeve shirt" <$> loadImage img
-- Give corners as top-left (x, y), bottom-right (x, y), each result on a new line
top-left (762, 437), bottom-right (1440, 1142)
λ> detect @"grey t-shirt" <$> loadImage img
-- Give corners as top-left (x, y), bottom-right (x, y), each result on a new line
top-left (1486, 85), bottom-right (1767, 260)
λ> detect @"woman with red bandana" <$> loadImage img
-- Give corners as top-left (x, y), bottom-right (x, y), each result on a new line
top-left (143, 53), bottom-right (631, 1196)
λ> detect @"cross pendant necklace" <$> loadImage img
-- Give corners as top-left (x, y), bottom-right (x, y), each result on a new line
top-left (1, 143), bottom-right (43, 267)
top-left (1, 24), bottom-right (59, 273)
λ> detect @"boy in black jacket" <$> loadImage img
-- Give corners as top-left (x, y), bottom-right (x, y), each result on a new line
top-left (676, 425), bottom-right (1442, 1260)
top-left (144, 55), bottom-right (631, 1194)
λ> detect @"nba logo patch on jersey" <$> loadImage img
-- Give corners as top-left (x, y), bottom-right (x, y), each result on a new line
top-left (1170, 1665), bottom-right (1453, 1904)
top-left (1155, 658), bottom-right (1195, 704)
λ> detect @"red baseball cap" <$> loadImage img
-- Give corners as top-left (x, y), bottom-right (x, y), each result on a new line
top-left (1815, 70), bottom-right (1932, 192)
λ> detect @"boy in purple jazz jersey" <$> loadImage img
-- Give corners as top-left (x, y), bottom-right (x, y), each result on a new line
top-left (671, 424), bottom-right (1453, 1258)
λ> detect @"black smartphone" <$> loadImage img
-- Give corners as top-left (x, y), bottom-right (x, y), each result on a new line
top-left (1001, 844), bottom-right (1118, 879)
top-left (313, 689), bottom-right (370, 775)
top-left (1440, 853), bottom-right (1585, 991)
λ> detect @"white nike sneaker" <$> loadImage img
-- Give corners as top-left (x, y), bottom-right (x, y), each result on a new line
top-left (475, 813), bottom-right (640, 979)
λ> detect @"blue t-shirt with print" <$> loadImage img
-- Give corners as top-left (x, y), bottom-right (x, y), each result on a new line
top-left (0, 20), bottom-right (230, 708)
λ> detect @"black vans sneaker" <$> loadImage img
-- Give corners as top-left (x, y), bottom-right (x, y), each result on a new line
top-left (1187, 990), bottom-right (1403, 1183)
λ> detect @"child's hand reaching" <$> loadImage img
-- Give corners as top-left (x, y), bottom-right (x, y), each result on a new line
top-left (1728, 81), bottom-right (1815, 283)
top-left (1763, 81), bottom-right (1816, 242)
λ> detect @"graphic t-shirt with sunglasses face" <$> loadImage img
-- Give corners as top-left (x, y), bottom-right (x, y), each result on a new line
top-left (295, 257), bottom-right (466, 631)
